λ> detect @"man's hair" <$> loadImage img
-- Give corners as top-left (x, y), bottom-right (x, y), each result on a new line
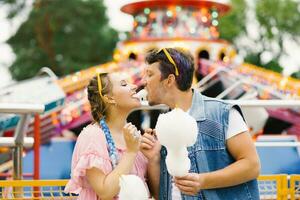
top-left (145, 48), bottom-right (194, 91)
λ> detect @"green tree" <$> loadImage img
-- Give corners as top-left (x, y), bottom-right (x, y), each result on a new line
top-left (219, 0), bottom-right (300, 74)
top-left (244, 53), bottom-right (262, 67)
top-left (291, 71), bottom-right (300, 79)
top-left (2, 0), bottom-right (119, 80)
top-left (252, 0), bottom-right (300, 74)
top-left (244, 53), bottom-right (284, 73)
top-left (255, 0), bottom-right (300, 59)
top-left (219, 0), bottom-right (247, 43)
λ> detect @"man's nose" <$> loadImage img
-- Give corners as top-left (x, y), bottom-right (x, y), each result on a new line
top-left (141, 76), bottom-right (147, 86)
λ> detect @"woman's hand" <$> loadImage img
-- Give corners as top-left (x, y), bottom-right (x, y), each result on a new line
top-left (123, 123), bottom-right (141, 153)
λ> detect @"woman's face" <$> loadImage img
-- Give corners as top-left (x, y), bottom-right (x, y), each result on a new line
top-left (109, 73), bottom-right (141, 110)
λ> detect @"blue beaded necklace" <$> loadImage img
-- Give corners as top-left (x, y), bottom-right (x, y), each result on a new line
top-left (99, 118), bottom-right (118, 169)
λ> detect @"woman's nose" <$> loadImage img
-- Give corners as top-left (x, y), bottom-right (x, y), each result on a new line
top-left (131, 84), bottom-right (138, 91)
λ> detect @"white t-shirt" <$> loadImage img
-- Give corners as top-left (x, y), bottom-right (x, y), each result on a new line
top-left (171, 108), bottom-right (249, 199)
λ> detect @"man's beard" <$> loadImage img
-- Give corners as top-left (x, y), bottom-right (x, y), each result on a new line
top-left (148, 94), bottom-right (162, 106)
top-left (148, 88), bottom-right (164, 106)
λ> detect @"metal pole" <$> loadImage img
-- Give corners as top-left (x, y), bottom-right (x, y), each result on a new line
top-left (12, 145), bottom-right (23, 180)
top-left (34, 114), bottom-right (40, 180)
top-left (216, 79), bottom-right (244, 99)
top-left (13, 114), bottom-right (30, 180)
top-left (135, 99), bottom-right (300, 111)
top-left (12, 145), bottom-right (23, 197)
top-left (0, 103), bottom-right (45, 198)
top-left (225, 100), bottom-right (300, 108)
top-left (196, 67), bottom-right (227, 88)
top-left (0, 137), bottom-right (33, 148)
top-left (12, 114), bottom-right (30, 198)
top-left (14, 114), bottom-right (30, 145)
top-left (33, 114), bottom-right (41, 197)
top-left (0, 103), bottom-right (44, 114)
top-left (255, 142), bottom-right (300, 147)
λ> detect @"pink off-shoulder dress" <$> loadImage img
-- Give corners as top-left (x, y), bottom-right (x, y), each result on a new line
top-left (64, 123), bottom-right (149, 200)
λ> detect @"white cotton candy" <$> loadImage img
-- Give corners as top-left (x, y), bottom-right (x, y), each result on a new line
top-left (134, 89), bottom-right (148, 101)
top-left (133, 89), bottom-right (149, 106)
top-left (155, 108), bottom-right (198, 177)
top-left (166, 148), bottom-right (190, 177)
top-left (155, 108), bottom-right (198, 148)
top-left (119, 175), bottom-right (148, 200)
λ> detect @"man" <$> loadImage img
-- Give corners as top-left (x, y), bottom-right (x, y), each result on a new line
top-left (140, 48), bottom-right (260, 200)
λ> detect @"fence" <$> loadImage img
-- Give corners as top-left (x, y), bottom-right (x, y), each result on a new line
top-left (0, 175), bottom-right (299, 199)
top-left (290, 175), bottom-right (300, 200)
top-left (0, 179), bottom-right (76, 199)
top-left (258, 174), bottom-right (300, 200)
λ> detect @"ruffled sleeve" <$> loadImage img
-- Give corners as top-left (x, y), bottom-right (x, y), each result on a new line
top-left (64, 124), bottom-right (112, 194)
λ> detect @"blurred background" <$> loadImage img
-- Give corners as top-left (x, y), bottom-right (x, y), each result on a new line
top-left (1, 0), bottom-right (300, 86)
top-left (1, 0), bottom-right (300, 198)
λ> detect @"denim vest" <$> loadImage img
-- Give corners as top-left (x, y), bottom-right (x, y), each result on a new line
top-left (159, 91), bottom-right (260, 200)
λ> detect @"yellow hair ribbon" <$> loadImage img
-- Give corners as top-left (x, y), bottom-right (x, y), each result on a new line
top-left (97, 72), bottom-right (103, 98)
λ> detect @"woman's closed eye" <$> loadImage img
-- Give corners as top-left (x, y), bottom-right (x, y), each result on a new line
top-left (146, 72), bottom-right (152, 77)
top-left (121, 80), bottom-right (128, 86)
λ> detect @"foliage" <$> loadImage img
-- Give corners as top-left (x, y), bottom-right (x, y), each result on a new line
top-left (220, 0), bottom-right (300, 75)
top-left (219, 0), bottom-right (247, 43)
top-left (291, 71), bottom-right (300, 79)
top-left (3, 0), bottom-right (119, 80)
top-left (255, 0), bottom-right (300, 58)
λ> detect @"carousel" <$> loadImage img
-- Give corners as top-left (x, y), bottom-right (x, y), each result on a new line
top-left (55, 0), bottom-right (300, 138)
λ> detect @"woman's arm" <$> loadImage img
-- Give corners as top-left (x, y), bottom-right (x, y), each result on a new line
top-left (86, 152), bottom-right (137, 200)
top-left (86, 123), bottom-right (140, 199)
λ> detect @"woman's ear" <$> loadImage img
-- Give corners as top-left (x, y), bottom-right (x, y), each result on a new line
top-left (103, 94), bottom-right (116, 105)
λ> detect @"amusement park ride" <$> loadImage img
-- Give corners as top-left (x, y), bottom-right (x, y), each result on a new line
top-left (2, 0), bottom-right (300, 141)
top-left (1, 0), bottom-right (300, 182)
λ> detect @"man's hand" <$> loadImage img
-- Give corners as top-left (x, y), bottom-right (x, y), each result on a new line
top-left (140, 128), bottom-right (161, 161)
top-left (174, 173), bottom-right (204, 196)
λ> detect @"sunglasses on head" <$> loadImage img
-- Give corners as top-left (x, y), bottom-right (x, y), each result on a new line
top-left (155, 48), bottom-right (179, 76)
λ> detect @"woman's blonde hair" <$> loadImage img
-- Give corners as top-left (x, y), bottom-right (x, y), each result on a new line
top-left (87, 73), bottom-right (113, 122)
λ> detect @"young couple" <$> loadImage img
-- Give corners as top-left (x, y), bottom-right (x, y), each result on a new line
top-left (65, 48), bottom-right (260, 200)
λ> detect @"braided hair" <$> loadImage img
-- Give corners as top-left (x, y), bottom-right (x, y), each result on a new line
top-left (87, 73), bottom-right (112, 122)
top-left (87, 73), bottom-right (119, 168)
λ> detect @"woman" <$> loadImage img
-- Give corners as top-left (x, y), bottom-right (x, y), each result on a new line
top-left (64, 72), bottom-right (149, 199)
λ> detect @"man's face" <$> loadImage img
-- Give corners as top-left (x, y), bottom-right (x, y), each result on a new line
top-left (143, 62), bottom-right (166, 105)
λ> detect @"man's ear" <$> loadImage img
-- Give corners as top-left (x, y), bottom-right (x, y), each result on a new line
top-left (165, 74), bottom-right (176, 88)
top-left (103, 94), bottom-right (116, 105)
